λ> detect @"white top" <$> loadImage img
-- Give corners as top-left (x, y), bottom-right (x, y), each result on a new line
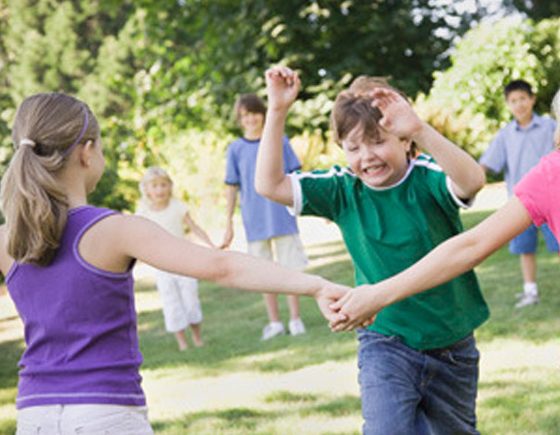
top-left (136, 198), bottom-right (188, 238)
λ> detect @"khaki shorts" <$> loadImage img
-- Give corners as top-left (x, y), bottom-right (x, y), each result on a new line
top-left (247, 234), bottom-right (308, 271)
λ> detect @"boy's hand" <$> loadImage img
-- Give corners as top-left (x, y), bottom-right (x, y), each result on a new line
top-left (329, 285), bottom-right (386, 332)
top-left (313, 282), bottom-right (350, 325)
top-left (370, 88), bottom-right (423, 140)
top-left (219, 223), bottom-right (234, 250)
top-left (265, 66), bottom-right (301, 111)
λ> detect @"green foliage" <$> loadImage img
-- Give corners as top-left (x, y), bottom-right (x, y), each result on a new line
top-left (419, 17), bottom-right (560, 158)
top-left (0, 2), bottom-right (556, 214)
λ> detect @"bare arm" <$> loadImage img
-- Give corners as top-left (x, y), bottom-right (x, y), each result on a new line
top-left (255, 67), bottom-right (300, 206)
top-left (220, 184), bottom-right (238, 249)
top-left (371, 88), bottom-right (485, 200)
top-left (0, 225), bottom-right (13, 276)
top-left (412, 124), bottom-right (486, 200)
top-left (109, 215), bottom-right (348, 322)
top-left (183, 211), bottom-right (215, 248)
top-left (331, 197), bottom-right (532, 331)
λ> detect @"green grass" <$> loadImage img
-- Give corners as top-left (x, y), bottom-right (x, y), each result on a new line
top-left (1, 209), bottom-right (559, 434)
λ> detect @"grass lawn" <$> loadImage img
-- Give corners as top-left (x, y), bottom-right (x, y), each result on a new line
top-left (0, 210), bottom-right (559, 434)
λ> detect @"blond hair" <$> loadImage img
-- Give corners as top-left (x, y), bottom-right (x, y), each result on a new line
top-left (139, 166), bottom-right (174, 207)
top-left (1, 93), bottom-right (99, 265)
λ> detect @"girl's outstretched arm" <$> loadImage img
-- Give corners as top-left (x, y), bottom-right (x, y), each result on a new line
top-left (371, 88), bottom-right (486, 200)
top-left (330, 197), bottom-right (532, 331)
top-left (255, 66), bottom-right (300, 206)
top-left (105, 215), bottom-right (349, 323)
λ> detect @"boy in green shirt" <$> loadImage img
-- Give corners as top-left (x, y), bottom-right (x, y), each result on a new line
top-left (255, 66), bottom-right (488, 434)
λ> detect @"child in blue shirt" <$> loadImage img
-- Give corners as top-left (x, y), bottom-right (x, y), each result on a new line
top-left (480, 79), bottom-right (558, 308)
top-left (221, 94), bottom-right (308, 340)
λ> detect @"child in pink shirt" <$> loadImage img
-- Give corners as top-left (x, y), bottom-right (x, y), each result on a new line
top-left (331, 88), bottom-right (560, 329)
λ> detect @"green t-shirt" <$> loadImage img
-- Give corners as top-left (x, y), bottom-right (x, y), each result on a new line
top-left (290, 154), bottom-right (489, 350)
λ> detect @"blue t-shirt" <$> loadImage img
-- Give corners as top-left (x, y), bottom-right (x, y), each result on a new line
top-left (480, 113), bottom-right (557, 195)
top-left (225, 136), bottom-right (301, 242)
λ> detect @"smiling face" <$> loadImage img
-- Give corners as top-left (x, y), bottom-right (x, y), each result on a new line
top-left (342, 123), bottom-right (411, 188)
top-left (239, 107), bottom-right (264, 139)
top-left (506, 89), bottom-right (535, 126)
top-left (144, 176), bottom-right (172, 209)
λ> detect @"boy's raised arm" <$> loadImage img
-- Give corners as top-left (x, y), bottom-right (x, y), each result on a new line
top-left (371, 88), bottom-right (486, 200)
top-left (255, 67), bottom-right (300, 206)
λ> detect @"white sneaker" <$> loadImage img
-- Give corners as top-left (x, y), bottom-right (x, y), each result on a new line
top-left (261, 322), bottom-right (285, 340)
top-left (515, 293), bottom-right (539, 308)
top-left (288, 318), bottom-right (306, 336)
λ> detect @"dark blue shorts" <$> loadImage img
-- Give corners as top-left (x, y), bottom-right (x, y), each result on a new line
top-left (509, 223), bottom-right (559, 254)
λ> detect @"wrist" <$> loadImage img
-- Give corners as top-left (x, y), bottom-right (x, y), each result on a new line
top-left (267, 106), bottom-right (290, 118)
top-left (311, 276), bottom-right (327, 298)
top-left (409, 122), bottom-right (431, 145)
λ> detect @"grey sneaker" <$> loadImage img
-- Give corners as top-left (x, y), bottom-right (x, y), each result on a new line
top-left (261, 322), bottom-right (285, 340)
top-left (515, 293), bottom-right (539, 308)
top-left (288, 318), bottom-right (306, 336)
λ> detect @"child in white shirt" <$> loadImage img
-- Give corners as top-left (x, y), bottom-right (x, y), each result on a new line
top-left (137, 167), bottom-right (215, 350)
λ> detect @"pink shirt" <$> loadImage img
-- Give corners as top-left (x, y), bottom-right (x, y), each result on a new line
top-left (514, 150), bottom-right (560, 243)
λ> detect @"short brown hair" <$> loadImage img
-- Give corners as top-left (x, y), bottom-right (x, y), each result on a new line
top-left (331, 76), bottom-right (417, 156)
top-left (234, 94), bottom-right (266, 124)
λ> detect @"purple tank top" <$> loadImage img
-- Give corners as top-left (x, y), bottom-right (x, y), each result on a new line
top-left (6, 206), bottom-right (145, 409)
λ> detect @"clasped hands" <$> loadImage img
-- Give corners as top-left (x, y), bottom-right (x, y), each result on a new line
top-left (315, 283), bottom-right (386, 332)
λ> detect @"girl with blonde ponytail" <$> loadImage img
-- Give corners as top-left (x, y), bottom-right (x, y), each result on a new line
top-left (0, 94), bottom-right (348, 434)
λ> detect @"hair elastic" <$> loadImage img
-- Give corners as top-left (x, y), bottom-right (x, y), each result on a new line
top-left (63, 107), bottom-right (89, 157)
top-left (19, 138), bottom-right (36, 149)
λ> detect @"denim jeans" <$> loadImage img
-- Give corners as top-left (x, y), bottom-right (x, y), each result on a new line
top-left (357, 329), bottom-right (480, 435)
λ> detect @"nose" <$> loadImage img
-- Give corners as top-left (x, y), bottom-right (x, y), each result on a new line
top-left (360, 145), bottom-right (377, 161)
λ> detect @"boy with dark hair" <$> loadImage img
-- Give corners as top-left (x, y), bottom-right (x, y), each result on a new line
top-left (480, 79), bottom-right (558, 308)
top-left (221, 93), bottom-right (308, 340)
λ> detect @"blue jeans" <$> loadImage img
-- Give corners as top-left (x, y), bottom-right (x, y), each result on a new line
top-left (357, 330), bottom-right (480, 435)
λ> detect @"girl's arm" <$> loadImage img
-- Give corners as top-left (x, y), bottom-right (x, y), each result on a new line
top-left (98, 215), bottom-right (349, 323)
top-left (330, 197), bottom-right (532, 331)
top-left (371, 88), bottom-right (486, 200)
top-left (183, 211), bottom-right (215, 248)
top-left (255, 67), bottom-right (300, 206)
top-left (0, 225), bottom-right (13, 276)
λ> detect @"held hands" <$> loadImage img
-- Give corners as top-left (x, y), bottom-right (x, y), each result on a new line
top-left (329, 284), bottom-right (387, 332)
top-left (265, 66), bottom-right (301, 112)
top-left (369, 88), bottom-right (424, 141)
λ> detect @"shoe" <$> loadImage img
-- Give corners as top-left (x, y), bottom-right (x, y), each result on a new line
top-left (515, 293), bottom-right (539, 308)
top-left (261, 322), bottom-right (285, 340)
top-left (288, 318), bottom-right (306, 336)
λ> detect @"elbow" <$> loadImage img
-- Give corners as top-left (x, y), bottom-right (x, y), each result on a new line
top-left (254, 178), bottom-right (275, 200)
top-left (465, 166), bottom-right (486, 198)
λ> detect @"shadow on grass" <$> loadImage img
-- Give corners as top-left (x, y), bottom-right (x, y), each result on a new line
top-left (139, 209), bottom-right (560, 374)
top-left (479, 374), bottom-right (560, 434)
top-left (138, 258), bottom-right (358, 374)
top-left (0, 419), bottom-right (16, 435)
top-left (151, 394), bottom-right (361, 435)
top-left (0, 338), bottom-right (22, 391)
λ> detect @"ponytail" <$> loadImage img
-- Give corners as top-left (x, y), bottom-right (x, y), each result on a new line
top-left (0, 93), bottom-right (99, 266)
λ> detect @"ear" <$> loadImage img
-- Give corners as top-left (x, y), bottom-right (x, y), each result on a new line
top-left (401, 138), bottom-right (412, 152)
top-left (78, 140), bottom-right (95, 167)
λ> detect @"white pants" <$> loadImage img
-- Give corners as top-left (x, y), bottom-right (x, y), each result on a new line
top-left (247, 233), bottom-right (308, 271)
top-left (16, 404), bottom-right (153, 435)
top-left (155, 270), bottom-right (203, 332)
